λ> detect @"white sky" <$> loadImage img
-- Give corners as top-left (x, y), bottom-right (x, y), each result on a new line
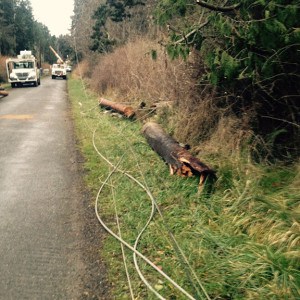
top-left (30, 0), bottom-right (74, 36)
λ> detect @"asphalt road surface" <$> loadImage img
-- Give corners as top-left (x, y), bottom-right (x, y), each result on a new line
top-left (0, 78), bottom-right (109, 299)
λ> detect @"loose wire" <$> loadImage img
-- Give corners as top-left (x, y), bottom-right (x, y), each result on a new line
top-left (72, 32), bottom-right (210, 300)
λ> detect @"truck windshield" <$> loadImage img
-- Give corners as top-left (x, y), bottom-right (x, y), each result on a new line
top-left (13, 62), bottom-right (34, 69)
top-left (53, 64), bottom-right (64, 69)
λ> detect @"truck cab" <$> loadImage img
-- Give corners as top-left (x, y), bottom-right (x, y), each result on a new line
top-left (51, 64), bottom-right (67, 80)
top-left (6, 51), bottom-right (41, 87)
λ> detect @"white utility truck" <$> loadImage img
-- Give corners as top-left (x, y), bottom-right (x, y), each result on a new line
top-left (51, 63), bottom-right (67, 80)
top-left (6, 50), bottom-right (41, 87)
top-left (49, 46), bottom-right (67, 80)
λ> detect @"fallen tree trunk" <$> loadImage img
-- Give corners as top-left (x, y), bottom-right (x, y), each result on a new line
top-left (0, 90), bottom-right (9, 97)
top-left (142, 122), bottom-right (215, 185)
top-left (99, 98), bottom-right (135, 118)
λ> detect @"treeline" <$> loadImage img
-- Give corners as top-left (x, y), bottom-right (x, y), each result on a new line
top-left (71, 0), bottom-right (154, 57)
top-left (0, 0), bottom-right (73, 64)
top-left (71, 0), bottom-right (299, 159)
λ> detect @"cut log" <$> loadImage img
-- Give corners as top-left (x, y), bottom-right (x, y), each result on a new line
top-left (99, 97), bottom-right (135, 118)
top-left (142, 122), bottom-right (215, 185)
top-left (0, 90), bottom-right (9, 97)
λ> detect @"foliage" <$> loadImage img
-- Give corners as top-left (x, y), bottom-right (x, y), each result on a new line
top-left (0, 55), bottom-right (8, 82)
top-left (205, 1), bottom-right (300, 85)
top-left (68, 75), bottom-right (300, 300)
top-left (154, 0), bottom-right (195, 24)
top-left (0, 0), bottom-right (37, 56)
top-left (155, 0), bottom-right (300, 159)
top-left (89, 0), bottom-right (146, 53)
top-left (33, 21), bottom-right (57, 63)
top-left (71, 0), bottom-right (102, 59)
top-left (89, 4), bottom-right (115, 53)
top-left (14, 0), bottom-right (35, 53)
top-left (0, 0), bottom-right (15, 55)
top-left (55, 35), bottom-right (75, 63)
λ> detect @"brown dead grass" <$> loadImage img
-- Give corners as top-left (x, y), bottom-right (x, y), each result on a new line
top-left (88, 38), bottom-right (194, 104)
top-left (194, 116), bottom-right (254, 158)
top-left (74, 37), bottom-right (253, 153)
top-left (73, 58), bottom-right (96, 80)
top-left (0, 56), bottom-right (9, 83)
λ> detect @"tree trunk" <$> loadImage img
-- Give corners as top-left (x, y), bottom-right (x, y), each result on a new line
top-left (99, 98), bottom-right (135, 118)
top-left (142, 122), bottom-right (215, 185)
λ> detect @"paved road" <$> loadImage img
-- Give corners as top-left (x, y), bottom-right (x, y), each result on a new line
top-left (0, 78), bottom-right (108, 299)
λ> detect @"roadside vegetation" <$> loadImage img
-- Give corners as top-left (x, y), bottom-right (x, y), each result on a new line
top-left (68, 0), bottom-right (299, 299)
top-left (0, 55), bottom-right (8, 86)
top-left (1, 0), bottom-right (299, 298)
top-left (68, 74), bottom-right (300, 299)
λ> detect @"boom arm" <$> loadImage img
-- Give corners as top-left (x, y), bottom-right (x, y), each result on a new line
top-left (49, 46), bottom-right (64, 64)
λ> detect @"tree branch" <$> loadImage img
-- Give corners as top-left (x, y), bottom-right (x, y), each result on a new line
top-left (196, 0), bottom-right (241, 12)
top-left (167, 20), bottom-right (209, 45)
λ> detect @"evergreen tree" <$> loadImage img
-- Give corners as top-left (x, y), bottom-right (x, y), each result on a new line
top-left (56, 35), bottom-right (75, 63)
top-left (33, 21), bottom-right (53, 63)
top-left (155, 0), bottom-right (300, 157)
top-left (90, 0), bottom-right (145, 53)
top-left (14, 0), bottom-right (35, 53)
top-left (71, 0), bottom-right (101, 59)
top-left (0, 0), bottom-right (15, 55)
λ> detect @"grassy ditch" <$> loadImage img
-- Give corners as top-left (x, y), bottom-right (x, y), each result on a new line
top-left (68, 76), bottom-right (300, 300)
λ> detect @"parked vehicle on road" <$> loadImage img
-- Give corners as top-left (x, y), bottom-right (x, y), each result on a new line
top-left (6, 50), bottom-right (41, 87)
top-left (49, 46), bottom-right (68, 80)
top-left (51, 64), bottom-right (67, 80)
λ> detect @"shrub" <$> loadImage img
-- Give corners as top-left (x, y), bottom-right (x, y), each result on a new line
top-left (84, 37), bottom-right (254, 157)
top-left (155, 0), bottom-right (300, 159)
top-left (0, 56), bottom-right (8, 83)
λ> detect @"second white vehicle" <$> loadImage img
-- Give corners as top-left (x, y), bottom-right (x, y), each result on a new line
top-left (51, 64), bottom-right (67, 80)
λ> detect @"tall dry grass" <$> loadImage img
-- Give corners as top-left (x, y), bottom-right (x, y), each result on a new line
top-left (89, 38), bottom-right (183, 103)
top-left (75, 37), bottom-right (253, 154)
top-left (0, 56), bottom-right (8, 83)
top-left (69, 74), bottom-right (300, 299)
top-left (81, 35), bottom-right (254, 155)
top-left (73, 58), bottom-right (96, 81)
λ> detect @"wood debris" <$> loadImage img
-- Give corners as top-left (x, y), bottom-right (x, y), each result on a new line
top-left (99, 97), bottom-right (135, 118)
top-left (142, 122), bottom-right (215, 186)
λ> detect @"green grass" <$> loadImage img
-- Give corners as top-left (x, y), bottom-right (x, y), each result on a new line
top-left (68, 76), bottom-right (300, 300)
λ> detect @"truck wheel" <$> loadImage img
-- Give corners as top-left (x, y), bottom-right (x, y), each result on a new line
top-left (38, 79), bottom-right (41, 85)
top-left (34, 81), bottom-right (38, 87)
top-left (63, 76), bottom-right (67, 80)
top-left (52, 75), bottom-right (56, 79)
top-left (11, 83), bottom-right (15, 88)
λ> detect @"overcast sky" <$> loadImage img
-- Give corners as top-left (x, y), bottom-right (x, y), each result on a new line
top-left (30, 0), bottom-right (74, 36)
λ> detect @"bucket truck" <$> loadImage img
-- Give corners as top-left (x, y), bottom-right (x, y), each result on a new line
top-left (49, 46), bottom-right (67, 80)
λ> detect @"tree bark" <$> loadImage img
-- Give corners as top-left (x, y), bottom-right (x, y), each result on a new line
top-left (99, 98), bottom-right (135, 118)
top-left (142, 122), bottom-right (215, 185)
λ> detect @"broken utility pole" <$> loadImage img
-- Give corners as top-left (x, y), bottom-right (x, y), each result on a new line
top-left (142, 122), bottom-right (215, 186)
top-left (99, 98), bottom-right (135, 119)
